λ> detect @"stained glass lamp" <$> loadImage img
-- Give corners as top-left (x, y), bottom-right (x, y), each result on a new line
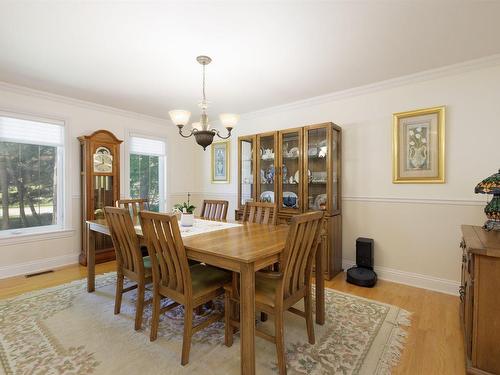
top-left (475, 169), bottom-right (500, 231)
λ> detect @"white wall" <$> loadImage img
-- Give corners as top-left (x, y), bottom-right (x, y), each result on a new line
top-left (194, 62), bottom-right (500, 294)
top-left (0, 83), bottom-right (197, 278)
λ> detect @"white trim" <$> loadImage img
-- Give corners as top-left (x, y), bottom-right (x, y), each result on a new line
top-left (242, 53), bottom-right (500, 119)
top-left (342, 258), bottom-right (460, 296)
top-left (2, 54), bottom-right (500, 124)
top-left (342, 196), bottom-right (485, 206)
top-left (170, 192), bottom-right (484, 207)
top-left (0, 253), bottom-right (79, 279)
top-left (0, 80), bottom-right (170, 126)
top-left (0, 228), bottom-right (75, 246)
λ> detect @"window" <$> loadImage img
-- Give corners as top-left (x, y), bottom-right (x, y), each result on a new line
top-left (0, 115), bottom-right (64, 235)
top-left (129, 135), bottom-right (166, 212)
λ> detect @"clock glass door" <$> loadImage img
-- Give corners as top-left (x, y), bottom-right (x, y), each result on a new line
top-left (93, 175), bottom-right (114, 250)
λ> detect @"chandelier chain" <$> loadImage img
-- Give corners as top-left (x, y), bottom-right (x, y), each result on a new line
top-left (202, 63), bottom-right (206, 103)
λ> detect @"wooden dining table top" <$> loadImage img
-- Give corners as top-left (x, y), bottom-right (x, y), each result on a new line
top-left (86, 218), bottom-right (290, 264)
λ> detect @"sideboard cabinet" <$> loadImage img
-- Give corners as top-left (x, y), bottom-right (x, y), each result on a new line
top-left (236, 122), bottom-right (342, 279)
top-left (460, 225), bottom-right (500, 374)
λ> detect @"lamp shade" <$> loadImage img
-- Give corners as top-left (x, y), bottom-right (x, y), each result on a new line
top-left (219, 113), bottom-right (240, 128)
top-left (169, 110), bottom-right (191, 126)
top-left (475, 169), bottom-right (500, 194)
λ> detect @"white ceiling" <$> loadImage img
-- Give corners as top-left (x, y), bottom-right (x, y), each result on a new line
top-left (1, 1), bottom-right (500, 120)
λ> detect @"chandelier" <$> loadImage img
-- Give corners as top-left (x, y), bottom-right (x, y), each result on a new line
top-left (169, 55), bottom-right (239, 150)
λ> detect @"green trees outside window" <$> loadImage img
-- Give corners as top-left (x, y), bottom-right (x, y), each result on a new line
top-left (0, 141), bottom-right (58, 230)
top-left (129, 154), bottom-right (160, 211)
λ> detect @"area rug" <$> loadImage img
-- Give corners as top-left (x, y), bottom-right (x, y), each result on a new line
top-left (0, 273), bottom-right (411, 375)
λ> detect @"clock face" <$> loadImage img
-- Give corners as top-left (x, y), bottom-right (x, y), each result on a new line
top-left (93, 146), bottom-right (113, 173)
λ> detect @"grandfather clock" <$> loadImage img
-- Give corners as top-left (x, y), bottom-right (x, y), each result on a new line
top-left (79, 130), bottom-right (122, 265)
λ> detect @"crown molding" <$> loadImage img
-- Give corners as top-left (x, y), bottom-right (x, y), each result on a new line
top-left (0, 80), bottom-right (171, 126)
top-left (242, 53), bottom-right (500, 120)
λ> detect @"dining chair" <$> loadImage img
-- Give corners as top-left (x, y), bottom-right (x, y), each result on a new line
top-left (200, 199), bottom-right (229, 221)
top-left (104, 206), bottom-right (152, 331)
top-left (117, 198), bottom-right (150, 256)
top-left (224, 211), bottom-right (324, 375)
top-left (140, 210), bottom-right (231, 366)
top-left (116, 198), bottom-right (149, 224)
top-left (240, 201), bottom-right (279, 321)
top-left (241, 201), bottom-right (277, 225)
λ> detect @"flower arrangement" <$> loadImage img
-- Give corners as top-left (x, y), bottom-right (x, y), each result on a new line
top-left (173, 193), bottom-right (196, 214)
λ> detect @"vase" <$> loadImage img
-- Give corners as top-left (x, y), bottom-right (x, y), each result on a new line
top-left (180, 213), bottom-right (194, 227)
top-left (409, 145), bottom-right (427, 169)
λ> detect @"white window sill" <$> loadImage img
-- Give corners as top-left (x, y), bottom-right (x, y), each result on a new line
top-left (0, 227), bottom-right (75, 246)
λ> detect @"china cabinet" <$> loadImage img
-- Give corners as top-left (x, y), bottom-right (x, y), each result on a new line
top-left (79, 130), bottom-right (122, 265)
top-left (236, 122), bottom-right (342, 279)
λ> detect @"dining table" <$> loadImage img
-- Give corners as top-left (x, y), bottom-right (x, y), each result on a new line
top-left (85, 218), bottom-right (326, 375)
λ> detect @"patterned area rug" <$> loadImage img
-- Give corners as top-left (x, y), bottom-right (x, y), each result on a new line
top-left (0, 273), bottom-right (411, 375)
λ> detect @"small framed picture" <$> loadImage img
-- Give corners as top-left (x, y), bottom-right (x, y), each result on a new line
top-left (211, 140), bottom-right (230, 183)
top-left (393, 106), bottom-right (445, 183)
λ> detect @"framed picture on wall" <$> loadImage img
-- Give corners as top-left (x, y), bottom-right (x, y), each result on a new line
top-left (211, 140), bottom-right (230, 183)
top-left (393, 106), bottom-right (445, 183)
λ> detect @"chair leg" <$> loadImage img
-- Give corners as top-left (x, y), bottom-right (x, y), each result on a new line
top-left (114, 272), bottom-right (124, 315)
top-left (150, 290), bottom-right (161, 341)
top-left (181, 305), bottom-right (193, 366)
top-left (134, 282), bottom-right (145, 331)
top-left (304, 292), bottom-right (315, 345)
top-left (224, 292), bottom-right (233, 347)
top-left (275, 309), bottom-right (287, 375)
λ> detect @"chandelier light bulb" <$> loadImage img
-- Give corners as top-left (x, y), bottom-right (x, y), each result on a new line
top-left (219, 113), bottom-right (240, 129)
top-left (169, 110), bottom-right (191, 126)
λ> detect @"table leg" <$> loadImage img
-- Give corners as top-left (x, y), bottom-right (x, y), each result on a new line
top-left (87, 223), bottom-right (96, 293)
top-left (240, 262), bottom-right (256, 375)
top-left (315, 237), bottom-right (325, 325)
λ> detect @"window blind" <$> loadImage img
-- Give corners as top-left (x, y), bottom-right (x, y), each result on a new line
top-left (0, 115), bottom-right (64, 147)
top-left (129, 136), bottom-right (166, 156)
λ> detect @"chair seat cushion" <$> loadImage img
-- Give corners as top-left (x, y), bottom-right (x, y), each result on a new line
top-left (142, 256), bottom-right (153, 278)
top-left (255, 272), bottom-right (280, 307)
top-left (191, 264), bottom-right (231, 299)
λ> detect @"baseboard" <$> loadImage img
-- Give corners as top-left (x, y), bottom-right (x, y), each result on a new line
top-left (0, 253), bottom-right (80, 279)
top-left (342, 259), bottom-right (460, 296)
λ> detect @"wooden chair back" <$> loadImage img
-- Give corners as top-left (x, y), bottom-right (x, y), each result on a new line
top-left (242, 201), bottom-right (277, 225)
top-left (116, 198), bottom-right (148, 224)
top-left (140, 211), bottom-right (191, 298)
top-left (280, 211), bottom-right (324, 299)
top-left (200, 200), bottom-right (229, 221)
top-left (104, 206), bottom-right (145, 277)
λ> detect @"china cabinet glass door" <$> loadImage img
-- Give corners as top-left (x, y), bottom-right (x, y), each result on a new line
top-left (278, 128), bottom-right (303, 213)
top-left (256, 132), bottom-right (277, 203)
top-left (238, 136), bottom-right (256, 208)
top-left (304, 123), bottom-right (341, 214)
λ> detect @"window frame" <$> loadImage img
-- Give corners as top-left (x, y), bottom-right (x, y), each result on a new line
top-left (125, 131), bottom-right (167, 212)
top-left (0, 110), bottom-right (69, 240)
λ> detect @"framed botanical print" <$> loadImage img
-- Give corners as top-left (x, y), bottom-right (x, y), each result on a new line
top-left (211, 140), bottom-right (230, 183)
top-left (393, 106), bottom-right (445, 183)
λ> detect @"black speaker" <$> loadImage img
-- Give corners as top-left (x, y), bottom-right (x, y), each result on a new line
top-left (356, 237), bottom-right (374, 270)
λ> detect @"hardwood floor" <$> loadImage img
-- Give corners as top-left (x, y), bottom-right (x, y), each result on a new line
top-left (0, 262), bottom-right (465, 374)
